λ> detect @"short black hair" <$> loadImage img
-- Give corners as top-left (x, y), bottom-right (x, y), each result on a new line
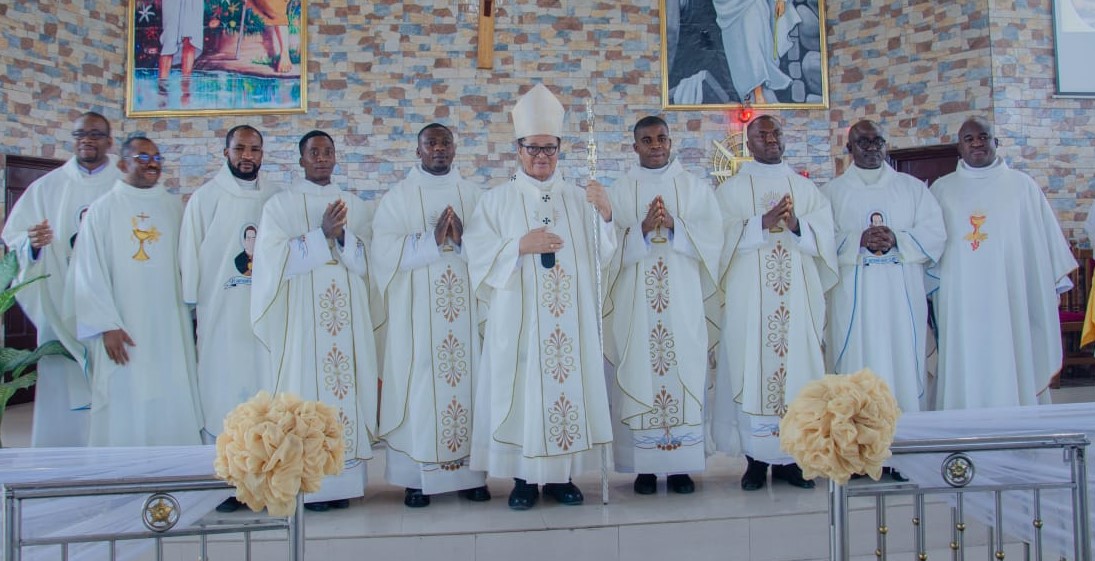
top-left (633, 115), bottom-right (668, 138)
top-left (298, 130), bottom-right (334, 156)
top-left (120, 133), bottom-right (152, 158)
top-left (418, 123), bottom-right (452, 141)
top-left (746, 115), bottom-right (781, 136)
top-left (226, 125), bottom-right (263, 149)
top-left (79, 111), bottom-right (111, 136)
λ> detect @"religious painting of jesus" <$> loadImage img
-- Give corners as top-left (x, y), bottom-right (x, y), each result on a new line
top-left (126, 0), bottom-right (308, 117)
top-left (660, 0), bottom-right (829, 109)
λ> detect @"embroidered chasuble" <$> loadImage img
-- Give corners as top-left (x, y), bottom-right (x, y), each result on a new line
top-left (465, 171), bottom-right (616, 484)
top-left (371, 165), bottom-right (487, 494)
top-left (711, 161), bottom-right (836, 462)
top-left (71, 181), bottom-right (202, 446)
top-left (820, 164), bottom-right (946, 413)
top-left (929, 159), bottom-right (1076, 409)
top-left (604, 160), bottom-right (723, 473)
top-left (179, 164), bottom-right (280, 438)
top-left (251, 180), bottom-right (379, 501)
top-left (1, 156), bottom-right (119, 446)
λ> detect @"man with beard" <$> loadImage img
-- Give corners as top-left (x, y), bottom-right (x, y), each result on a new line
top-left (372, 123), bottom-right (489, 508)
top-left (252, 130), bottom-right (380, 511)
top-left (604, 116), bottom-right (723, 496)
top-left (820, 119), bottom-right (945, 424)
top-left (929, 117), bottom-right (1076, 409)
top-left (179, 125), bottom-right (281, 511)
top-left (712, 115), bottom-right (837, 491)
top-left (2, 111), bottom-right (120, 447)
top-left (71, 135), bottom-right (203, 446)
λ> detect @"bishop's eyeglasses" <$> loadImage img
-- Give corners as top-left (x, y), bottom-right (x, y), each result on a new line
top-left (519, 143), bottom-right (559, 157)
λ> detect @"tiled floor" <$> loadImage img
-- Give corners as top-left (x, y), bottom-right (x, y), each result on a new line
top-left (3, 383), bottom-right (1091, 561)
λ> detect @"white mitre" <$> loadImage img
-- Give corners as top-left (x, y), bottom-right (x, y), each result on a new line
top-left (512, 83), bottom-right (565, 139)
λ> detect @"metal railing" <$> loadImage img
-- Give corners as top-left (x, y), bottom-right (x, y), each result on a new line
top-left (830, 433), bottom-right (1090, 561)
top-left (3, 476), bottom-right (304, 561)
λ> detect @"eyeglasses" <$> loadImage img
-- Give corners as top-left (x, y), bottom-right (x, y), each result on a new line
top-left (72, 131), bottom-right (109, 140)
top-left (130, 153), bottom-right (165, 164)
top-left (519, 143), bottom-right (559, 157)
top-left (854, 137), bottom-right (887, 149)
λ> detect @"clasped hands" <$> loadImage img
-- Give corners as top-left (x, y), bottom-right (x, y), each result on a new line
top-left (860, 226), bottom-right (897, 254)
top-left (641, 195), bottom-right (674, 236)
top-left (761, 194), bottom-right (799, 233)
top-left (321, 199), bottom-right (348, 245)
top-left (28, 219), bottom-right (54, 250)
top-left (434, 205), bottom-right (464, 247)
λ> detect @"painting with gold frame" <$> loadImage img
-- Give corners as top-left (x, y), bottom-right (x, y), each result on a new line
top-left (126, 0), bottom-right (308, 117)
top-left (660, 0), bottom-right (829, 110)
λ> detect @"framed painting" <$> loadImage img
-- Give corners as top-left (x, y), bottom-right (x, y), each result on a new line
top-left (660, 0), bottom-right (829, 110)
top-left (126, 0), bottom-right (308, 117)
top-left (1052, 0), bottom-right (1095, 96)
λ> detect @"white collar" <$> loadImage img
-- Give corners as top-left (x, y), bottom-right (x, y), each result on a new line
top-left (957, 157), bottom-right (1007, 179)
top-left (627, 159), bottom-right (682, 181)
top-left (739, 160), bottom-right (796, 179)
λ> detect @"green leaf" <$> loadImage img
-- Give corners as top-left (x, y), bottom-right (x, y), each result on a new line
top-left (1, 340), bottom-right (74, 377)
top-left (0, 273), bottom-right (49, 315)
top-left (0, 251), bottom-right (19, 290)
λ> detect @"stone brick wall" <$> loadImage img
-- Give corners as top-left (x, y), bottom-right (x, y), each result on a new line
top-left (2, 0), bottom-right (1092, 240)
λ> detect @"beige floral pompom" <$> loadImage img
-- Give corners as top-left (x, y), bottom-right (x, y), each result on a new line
top-left (779, 369), bottom-right (901, 485)
top-left (214, 392), bottom-right (345, 516)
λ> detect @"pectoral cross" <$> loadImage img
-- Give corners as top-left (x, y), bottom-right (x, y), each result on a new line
top-left (477, 0), bottom-right (495, 69)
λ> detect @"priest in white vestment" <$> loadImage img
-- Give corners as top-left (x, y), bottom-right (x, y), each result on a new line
top-left (820, 120), bottom-right (946, 414)
top-left (372, 123), bottom-right (489, 508)
top-left (251, 130), bottom-right (379, 512)
top-left (70, 136), bottom-right (202, 446)
top-left (179, 126), bottom-right (280, 512)
top-left (712, 115), bottom-right (837, 490)
top-left (604, 116), bottom-right (723, 496)
top-left (0, 112), bottom-right (118, 447)
top-left (464, 84), bottom-right (617, 510)
top-left (929, 117), bottom-right (1076, 410)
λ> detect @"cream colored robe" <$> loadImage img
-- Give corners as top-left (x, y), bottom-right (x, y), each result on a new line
top-left (604, 160), bottom-right (723, 474)
top-left (251, 179), bottom-right (379, 501)
top-left (0, 156), bottom-right (119, 446)
top-left (712, 161), bottom-right (837, 462)
top-left (464, 170), bottom-right (616, 484)
top-left (371, 165), bottom-right (486, 493)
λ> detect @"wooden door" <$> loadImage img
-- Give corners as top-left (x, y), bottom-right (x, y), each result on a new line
top-left (3, 155), bottom-right (65, 404)
top-left (887, 144), bottom-right (960, 187)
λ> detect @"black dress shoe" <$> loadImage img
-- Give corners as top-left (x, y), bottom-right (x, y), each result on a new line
top-left (633, 473), bottom-right (657, 495)
top-left (667, 474), bottom-right (695, 494)
top-left (508, 479), bottom-right (539, 510)
top-left (216, 497), bottom-right (242, 513)
top-left (458, 486), bottom-right (492, 502)
top-left (884, 467), bottom-right (909, 482)
top-left (772, 463), bottom-right (815, 489)
top-left (404, 488), bottom-right (430, 508)
top-left (542, 482), bottom-right (584, 505)
top-left (741, 457), bottom-right (769, 491)
top-left (303, 501), bottom-right (330, 512)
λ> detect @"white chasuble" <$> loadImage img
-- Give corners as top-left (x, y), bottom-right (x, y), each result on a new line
top-left (711, 161), bottom-right (837, 462)
top-left (929, 159), bottom-right (1076, 409)
top-left (820, 164), bottom-right (946, 413)
top-left (179, 164), bottom-right (280, 438)
top-left (371, 165), bottom-right (486, 494)
top-left (71, 181), bottom-right (202, 446)
top-left (465, 171), bottom-right (616, 484)
top-left (604, 160), bottom-right (723, 474)
top-left (1, 156), bottom-right (119, 446)
top-left (251, 180), bottom-right (379, 501)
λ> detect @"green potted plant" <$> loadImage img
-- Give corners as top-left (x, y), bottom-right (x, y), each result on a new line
top-left (0, 250), bottom-right (74, 447)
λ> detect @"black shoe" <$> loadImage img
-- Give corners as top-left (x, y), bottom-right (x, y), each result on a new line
top-left (328, 498), bottom-right (351, 509)
top-left (458, 486), bottom-right (491, 502)
top-left (303, 501), bottom-right (330, 512)
top-left (667, 474), bottom-right (695, 494)
top-left (772, 463), bottom-right (815, 489)
top-left (542, 481), bottom-right (584, 505)
top-left (508, 479), bottom-right (539, 510)
top-left (404, 488), bottom-right (430, 508)
top-left (741, 457), bottom-right (769, 491)
top-left (884, 467), bottom-right (909, 482)
top-left (215, 497), bottom-right (242, 513)
top-left (633, 473), bottom-right (657, 495)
